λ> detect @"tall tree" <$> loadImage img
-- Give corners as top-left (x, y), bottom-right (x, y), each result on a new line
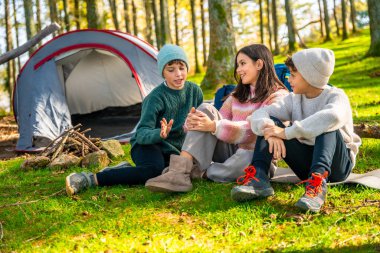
top-left (271, 0), bottom-right (279, 55)
top-left (190, 0), bottom-right (201, 73)
top-left (266, 0), bottom-right (272, 51)
top-left (74, 0), bottom-right (81, 29)
top-left (144, 0), bottom-right (153, 44)
top-left (12, 0), bottom-right (21, 70)
top-left (333, 0), bottom-right (340, 36)
top-left (5, 0), bottom-right (16, 101)
top-left (109, 0), bottom-right (120, 30)
top-left (284, 0), bottom-right (296, 52)
top-left (259, 0), bottom-right (264, 44)
top-left (123, 0), bottom-right (131, 33)
top-left (341, 0), bottom-right (348, 40)
top-left (63, 0), bottom-right (71, 31)
top-left (86, 0), bottom-right (100, 28)
top-left (174, 0), bottom-right (179, 45)
top-left (201, 0), bottom-right (236, 89)
top-left (349, 0), bottom-right (357, 33)
top-left (49, 0), bottom-right (58, 24)
top-left (159, 0), bottom-right (172, 45)
top-left (36, 0), bottom-right (42, 32)
top-left (23, 0), bottom-right (35, 40)
top-left (132, 0), bottom-right (138, 34)
top-left (322, 0), bottom-right (332, 41)
top-left (151, 0), bottom-right (161, 48)
top-left (367, 0), bottom-right (380, 56)
top-left (200, 0), bottom-right (207, 65)
top-left (317, 0), bottom-right (324, 38)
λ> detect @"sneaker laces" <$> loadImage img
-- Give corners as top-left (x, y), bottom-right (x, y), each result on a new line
top-left (236, 165), bottom-right (259, 185)
top-left (297, 172), bottom-right (327, 197)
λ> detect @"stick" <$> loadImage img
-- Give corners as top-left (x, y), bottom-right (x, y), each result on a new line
top-left (50, 130), bottom-right (72, 161)
top-left (0, 222), bottom-right (3, 240)
top-left (0, 23), bottom-right (61, 65)
top-left (40, 124), bottom-right (81, 156)
top-left (72, 131), bottom-right (100, 152)
top-left (0, 189), bottom-right (65, 209)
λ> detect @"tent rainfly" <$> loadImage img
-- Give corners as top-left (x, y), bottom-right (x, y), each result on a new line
top-left (13, 29), bottom-right (163, 152)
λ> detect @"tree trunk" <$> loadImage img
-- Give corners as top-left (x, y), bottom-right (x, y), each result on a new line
top-left (74, 0), bottom-right (80, 29)
top-left (322, 0), bottom-right (331, 41)
top-left (12, 0), bottom-right (21, 71)
top-left (109, 0), bottom-right (120, 30)
top-left (271, 0), bottom-right (279, 55)
top-left (317, 0), bottom-right (324, 38)
top-left (284, 0), bottom-right (296, 52)
top-left (259, 0), bottom-right (264, 44)
top-left (86, 0), bottom-right (100, 29)
top-left (165, 1), bottom-right (172, 43)
top-left (200, 0), bottom-right (207, 66)
top-left (63, 0), bottom-right (71, 31)
top-left (266, 0), bottom-right (272, 51)
top-left (190, 0), bottom-right (201, 73)
top-left (349, 0), bottom-right (357, 33)
top-left (123, 0), bottom-right (130, 33)
top-left (23, 0), bottom-right (35, 55)
top-left (333, 0), bottom-right (340, 36)
top-left (35, 0), bottom-right (42, 32)
top-left (160, 0), bottom-right (166, 46)
top-left (49, 0), bottom-right (58, 25)
top-left (144, 0), bottom-right (153, 44)
top-left (4, 0), bottom-right (16, 102)
top-left (367, 0), bottom-right (380, 56)
top-left (174, 0), bottom-right (179, 45)
top-left (132, 0), bottom-right (138, 35)
top-left (341, 0), bottom-right (348, 40)
top-left (201, 0), bottom-right (236, 89)
top-left (152, 0), bottom-right (161, 48)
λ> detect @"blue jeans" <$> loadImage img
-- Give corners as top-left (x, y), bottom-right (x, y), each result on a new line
top-left (96, 143), bottom-right (170, 186)
top-left (252, 118), bottom-right (353, 182)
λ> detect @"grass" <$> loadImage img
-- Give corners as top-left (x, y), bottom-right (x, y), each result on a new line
top-left (1, 30), bottom-right (380, 252)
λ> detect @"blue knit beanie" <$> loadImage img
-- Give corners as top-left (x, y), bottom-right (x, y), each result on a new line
top-left (157, 44), bottom-right (189, 77)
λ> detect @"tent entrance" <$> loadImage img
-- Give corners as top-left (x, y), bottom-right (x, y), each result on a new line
top-left (55, 48), bottom-right (143, 138)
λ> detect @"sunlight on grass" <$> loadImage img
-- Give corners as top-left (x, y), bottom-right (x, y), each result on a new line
top-left (0, 30), bottom-right (380, 252)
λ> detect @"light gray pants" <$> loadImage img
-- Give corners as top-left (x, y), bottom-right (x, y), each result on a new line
top-left (182, 103), bottom-right (254, 183)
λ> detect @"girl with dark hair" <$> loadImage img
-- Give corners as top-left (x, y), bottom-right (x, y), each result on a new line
top-left (145, 44), bottom-right (288, 193)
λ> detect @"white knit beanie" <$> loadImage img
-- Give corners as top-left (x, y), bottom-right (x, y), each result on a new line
top-left (292, 48), bottom-right (335, 89)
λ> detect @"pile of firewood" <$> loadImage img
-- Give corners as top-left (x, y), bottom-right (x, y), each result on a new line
top-left (40, 124), bottom-right (101, 159)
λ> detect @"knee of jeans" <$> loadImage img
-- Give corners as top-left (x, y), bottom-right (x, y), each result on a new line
top-left (270, 116), bottom-right (286, 128)
top-left (197, 103), bottom-right (218, 119)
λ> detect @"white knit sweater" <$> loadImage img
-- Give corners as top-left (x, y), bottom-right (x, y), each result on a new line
top-left (248, 86), bottom-right (361, 166)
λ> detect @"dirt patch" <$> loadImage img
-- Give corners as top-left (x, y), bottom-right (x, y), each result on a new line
top-left (0, 115), bottom-right (21, 160)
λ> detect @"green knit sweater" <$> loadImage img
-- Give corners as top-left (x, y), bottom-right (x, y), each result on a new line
top-left (130, 81), bottom-right (203, 155)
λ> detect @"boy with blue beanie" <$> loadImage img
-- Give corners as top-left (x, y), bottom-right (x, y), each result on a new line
top-left (231, 48), bottom-right (361, 212)
top-left (65, 44), bottom-right (203, 195)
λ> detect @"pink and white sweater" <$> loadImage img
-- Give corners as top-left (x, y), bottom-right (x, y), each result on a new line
top-left (214, 86), bottom-right (288, 150)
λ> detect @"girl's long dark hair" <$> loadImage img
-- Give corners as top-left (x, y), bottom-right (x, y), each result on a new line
top-left (232, 44), bottom-right (286, 103)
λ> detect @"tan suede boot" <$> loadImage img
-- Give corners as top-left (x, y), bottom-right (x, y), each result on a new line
top-left (145, 155), bottom-right (193, 192)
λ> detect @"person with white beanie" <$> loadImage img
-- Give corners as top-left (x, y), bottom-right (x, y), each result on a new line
top-left (230, 48), bottom-right (362, 213)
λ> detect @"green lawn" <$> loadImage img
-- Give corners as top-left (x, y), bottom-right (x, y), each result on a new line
top-left (1, 30), bottom-right (380, 252)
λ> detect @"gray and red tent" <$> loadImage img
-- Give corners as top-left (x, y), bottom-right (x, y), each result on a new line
top-left (13, 29), bottom-right (163, 151)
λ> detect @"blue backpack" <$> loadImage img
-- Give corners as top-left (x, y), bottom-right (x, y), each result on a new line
top-left (213, 64), bottom-right (292, 110)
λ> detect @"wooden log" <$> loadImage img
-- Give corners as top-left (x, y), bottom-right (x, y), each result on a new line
top-left (0, 23), bottom-right (61, 65)
top-left (40, 124), bottom-right (81, 156)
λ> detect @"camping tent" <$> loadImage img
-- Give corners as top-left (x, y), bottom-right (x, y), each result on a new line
top-left (13, 29), bottom-right (163, 151)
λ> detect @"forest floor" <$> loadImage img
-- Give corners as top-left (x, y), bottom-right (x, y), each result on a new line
top-left (0, 30), bottom-right (379, 252)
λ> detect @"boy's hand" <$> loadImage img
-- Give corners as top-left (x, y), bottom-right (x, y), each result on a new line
top-left (267, 137), bottom-right (286, 159)
top-left (160, 118), bottom-right (174, 139)
top-left (263, 125), bottom-right (286, 140)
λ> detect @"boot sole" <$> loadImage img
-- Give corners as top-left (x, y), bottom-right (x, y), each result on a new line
top-left (145, 182), bottom-right (192, 193)
top-left (65, 173), bottom-right (76, 196)
top-left (231, 187), bottom-right (274, 202)
top-left (295, 200), bottom-right (321, 213)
